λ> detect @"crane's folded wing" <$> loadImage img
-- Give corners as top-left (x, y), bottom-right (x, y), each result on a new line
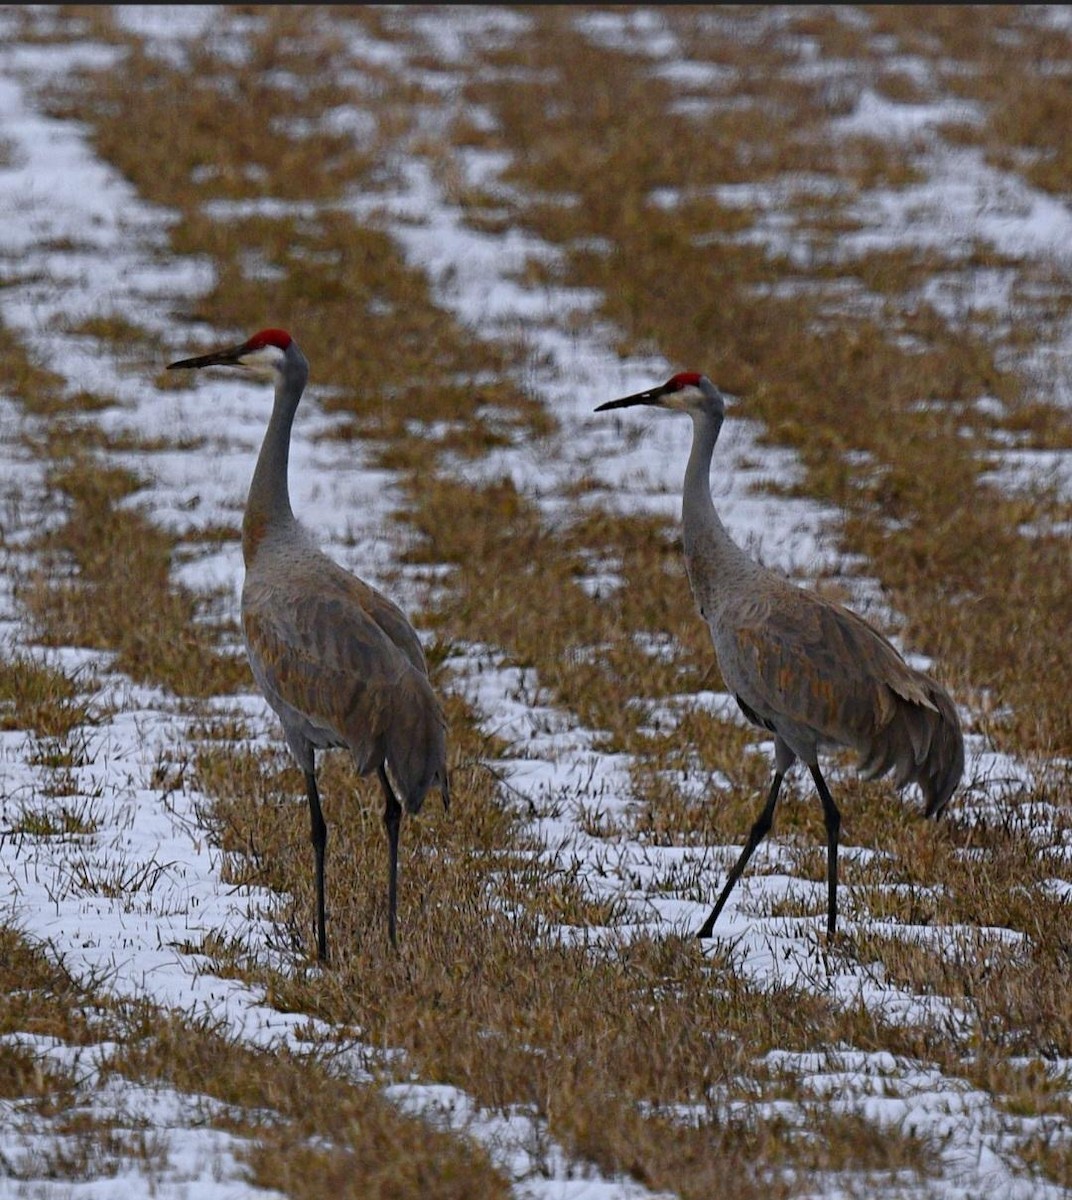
top-left (242, 581), bottom-right (444, 785)
top-left (729, 586), bottom-right (962, 811)
top-left (730, 587), bottom-right (939, 754)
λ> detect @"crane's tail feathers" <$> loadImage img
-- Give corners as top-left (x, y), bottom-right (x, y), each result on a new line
top-left (857, 678), bottom-right (964, 818)
top-left (383, 672), bottom-right (450, 816)
top-left (919, 685), bottom-right (964, 818)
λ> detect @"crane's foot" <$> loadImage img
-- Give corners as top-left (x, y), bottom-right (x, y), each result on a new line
top-left (695, 913), bottom-right (718, 940)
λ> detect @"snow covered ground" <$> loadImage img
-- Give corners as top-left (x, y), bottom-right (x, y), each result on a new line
top-left (0, 7), bottom-right (1069, 1198)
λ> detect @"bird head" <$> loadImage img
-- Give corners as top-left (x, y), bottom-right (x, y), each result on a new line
top-left (594, 372), bottom-right (727, 419)
top-left (167, 328), bottom-right (296, 382)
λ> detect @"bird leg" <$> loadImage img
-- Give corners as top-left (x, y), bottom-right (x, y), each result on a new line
top-left (304, 769), bottom-right (328, 963)
top-left (696, 771), bottom-right (784, 939)
top-left (808, 765), bottom-right (841, 936)
top-left (378, 766), bottom-right (403, 950)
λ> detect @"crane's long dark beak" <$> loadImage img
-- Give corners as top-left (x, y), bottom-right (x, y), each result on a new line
top-left (594, 386), bottom-right (666, 412)
top-left (167, 341), bottom-right (248, 371)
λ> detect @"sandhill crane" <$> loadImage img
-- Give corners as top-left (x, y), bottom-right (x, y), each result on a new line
top-left (168, 329), bottom-right (449, 962)
top-left (596, 373), bottom-right (963, 938)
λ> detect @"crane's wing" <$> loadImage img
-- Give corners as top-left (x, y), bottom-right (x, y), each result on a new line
top-left (727, 582), bottom-right (963, 813)
top-left (243, 566), bottom-right (446, 804)
top-left (334, 571), bottom-right (430, 679)
top-left (728, 584), bottom-right (943, 761)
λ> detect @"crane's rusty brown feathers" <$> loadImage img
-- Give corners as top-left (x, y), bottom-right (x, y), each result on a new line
top-left (730, 583), bottom-right (963, 817)
top-left (243, 561), bottom-right (448, 813)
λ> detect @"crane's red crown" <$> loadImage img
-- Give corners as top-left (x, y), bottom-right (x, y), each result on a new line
top-left (667, 372), bottom-right (703, 390)
top-left (245, 328), bottom-right (292, 352)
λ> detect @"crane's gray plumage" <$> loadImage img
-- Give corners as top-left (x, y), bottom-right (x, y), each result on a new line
top-left (596, 372), bottom-right (963, 937)
top-left (168, 328), bottom-right (448, 961)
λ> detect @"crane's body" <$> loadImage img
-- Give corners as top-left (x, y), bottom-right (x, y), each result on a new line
top-left (596, 373), bottom-right (963, 937)
top-left (169, 329), bottom-right (448, 961)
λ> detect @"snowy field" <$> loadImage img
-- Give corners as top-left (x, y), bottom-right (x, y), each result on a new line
top-left (0, 7), bottom-right (1069, 1198)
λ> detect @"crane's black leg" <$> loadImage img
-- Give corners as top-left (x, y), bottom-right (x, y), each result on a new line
top-left (696, 771), bottom-right (784, 939)
top-left (809, 764), bottom-right (841, 936)
top-left (304, 768), bottom-right (328, 963)
top-left (378, 766), bottom-right (402, 950)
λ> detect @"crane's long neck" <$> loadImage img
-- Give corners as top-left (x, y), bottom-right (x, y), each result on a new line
top-left (681, 406), bottom-right (757, 609)
top-left (242, 351), bottom-right (308, 567)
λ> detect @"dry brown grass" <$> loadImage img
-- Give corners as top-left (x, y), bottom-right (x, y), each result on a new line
top-left (866, 6), bottom-right (1072, 196)
top-left (109, 1014), bottom-right (511, 1200)
top-left (0, 926), bottom-right (510, 1196)
top-left (1, 4), bottom-right (1069, 1195)
top-left (21, 447), bottom-right (247, 696)
top-left (0, 653), bottom-right (96, 738)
